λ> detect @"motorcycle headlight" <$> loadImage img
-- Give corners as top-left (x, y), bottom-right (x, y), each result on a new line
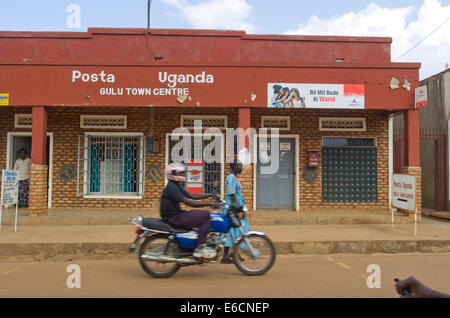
top-left (242, 205), bottom-right (248, 213)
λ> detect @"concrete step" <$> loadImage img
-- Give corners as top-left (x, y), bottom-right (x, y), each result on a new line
top-left (250, 211), bottom-right (414, 225)
top-left (1, 240), bottom-right (449, 262)
top-left (423, 211), bottom-right (450, 222)
top-left (1, 221), bottom-right (449, 261)
top-left (0, 208), bottom-right (414, 226)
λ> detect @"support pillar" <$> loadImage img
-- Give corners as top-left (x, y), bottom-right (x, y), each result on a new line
top-left (237, 108), bottom-right (253, 212)
top-left (402, 109), bottom-right (422, 217)
top-left (29, 107), bottom-right (48, 215)
top-left (404, 109), bottom-right (420, 167)
top-left (237, 108), bottom-right (251, 163)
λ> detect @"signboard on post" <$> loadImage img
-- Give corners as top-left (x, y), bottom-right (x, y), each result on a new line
top-left (392, 174), bottom-right (416, 212)
top-left (1, 170), bottom-right (19, 232)
top-left (1, 170), bottom-right (19, 206)
top-left (415, 86), bottom-right (428, 109)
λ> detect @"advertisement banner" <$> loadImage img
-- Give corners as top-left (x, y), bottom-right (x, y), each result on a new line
top-left (415, 85), bottom-right (428, 109)
top-left (187, 162), bottom-right (203, 194)
top-left (187, 163), bottom-right (203, 183)
top-left (0, 93), bottom-right (9, 106)
top-left (268, 83), bottom-right (364, 109)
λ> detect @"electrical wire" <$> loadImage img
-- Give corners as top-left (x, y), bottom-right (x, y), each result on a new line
top-left (394, 16), bottom-right (450, 61)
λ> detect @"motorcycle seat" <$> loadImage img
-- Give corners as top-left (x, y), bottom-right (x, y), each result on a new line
top-left (142, 218), bottom-right (190, 234)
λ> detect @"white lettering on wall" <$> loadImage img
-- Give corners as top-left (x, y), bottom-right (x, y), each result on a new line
top-left (72, 70), bottom-right (115, 83)
top-left (158, 71), bottom-right (214, 88)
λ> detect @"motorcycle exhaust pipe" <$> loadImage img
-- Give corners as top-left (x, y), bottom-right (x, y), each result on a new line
top-left (140, 253), bottom-right (200, 264)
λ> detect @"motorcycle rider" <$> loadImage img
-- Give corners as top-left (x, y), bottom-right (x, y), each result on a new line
top-left (161, 163), bottom-right (221, 259)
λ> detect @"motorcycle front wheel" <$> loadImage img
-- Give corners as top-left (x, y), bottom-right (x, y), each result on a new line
top-left (232, 233), bottom-right (276, 276)
top-left (139, 234), bottom-right (181, 278)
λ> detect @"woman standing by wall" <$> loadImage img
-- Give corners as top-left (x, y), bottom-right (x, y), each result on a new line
top-left (221, 160), bottom-right (250, 264)
top-left (14, 148), bottom-right (31, 207)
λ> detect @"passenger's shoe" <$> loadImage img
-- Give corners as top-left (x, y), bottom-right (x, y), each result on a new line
top-left (193, 244), bottom-right (217, 259)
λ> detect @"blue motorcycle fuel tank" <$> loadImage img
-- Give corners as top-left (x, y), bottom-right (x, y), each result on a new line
top-left (175, 213), bottom-right (230, 249)
top-left (210, 212), bottom-right (230, 233)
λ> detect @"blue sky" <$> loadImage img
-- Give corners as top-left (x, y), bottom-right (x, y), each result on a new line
top-left (0, 0), bottom-right (437, 33)
top-left (1, 0), bottom-right (449, 78)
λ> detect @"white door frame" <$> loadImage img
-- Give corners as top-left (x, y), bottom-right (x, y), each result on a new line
top-left (6, 132), bottom-right (54, 208)
top-left (252, 133), bottom-right (300, 211)
top-left (388, 114), bottom-right (394, 210)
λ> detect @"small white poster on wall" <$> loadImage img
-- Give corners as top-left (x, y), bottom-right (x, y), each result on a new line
top-left (280, 142), bottom-right (291, 151)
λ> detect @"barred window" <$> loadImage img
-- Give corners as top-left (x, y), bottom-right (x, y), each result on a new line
top-left (15, 114), bottom-right (32, 128)
top-left (322, 138), bottom-right (376, 147)
top-left (78, 134), bottom-right (145, 197)
top-left (319, 117), bottom-right (366, 132)
top-left (261, 116), bottom-right (291, 130)
top-left (167, 134), bottom-right (223, 195)
top-left (81, 115), bottom-right (127, 129)
top-left (180, 115), bottom-right (227, 129)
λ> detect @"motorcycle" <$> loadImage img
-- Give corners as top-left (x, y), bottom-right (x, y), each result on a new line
top-left (128, 195), bottom-right (276, 278)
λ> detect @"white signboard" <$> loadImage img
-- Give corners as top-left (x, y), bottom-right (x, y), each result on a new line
top-left (1, 170), bottom-right (19, 206)
top-left (392, 174), bottom-right (416, 212)
top-left (268, 83), bottom-right (365, 109)
top-left (415, 85), bottom-right (428, 109)
top-left (280, 142), bottom-right (291, 151)
top-left (187, 164), bottom-right (203, 183)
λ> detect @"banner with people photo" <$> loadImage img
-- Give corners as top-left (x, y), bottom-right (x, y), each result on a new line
top-left (267, 83), bottom-right (364, 109)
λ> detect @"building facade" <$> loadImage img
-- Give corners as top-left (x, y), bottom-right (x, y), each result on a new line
top-left (394, 69), bottom-right (450, 211)
top-left (0, 28), bottom-right (421, 215)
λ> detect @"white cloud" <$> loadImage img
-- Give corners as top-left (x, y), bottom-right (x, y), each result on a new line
top-left (162, 0), bottom-right (254, 32)
top-left (284, 0), bottom-right (450, 79)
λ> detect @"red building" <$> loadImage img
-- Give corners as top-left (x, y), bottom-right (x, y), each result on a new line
top-left (0, 28), bottom-right (421, 215)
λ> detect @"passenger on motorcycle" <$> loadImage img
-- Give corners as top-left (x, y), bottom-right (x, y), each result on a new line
top-left (161, 163), bottom-right (221, 259)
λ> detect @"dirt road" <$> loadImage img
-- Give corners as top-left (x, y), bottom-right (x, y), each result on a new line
top-left (1, 253), bottom-right (449, 298)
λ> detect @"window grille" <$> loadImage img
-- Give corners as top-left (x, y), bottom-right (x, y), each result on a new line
top-left (322, 137), bottom-right (377, 203)
top-left (167, 134), bottom-right (223, 195)
top-left (322, 137), bottom-right (376, 147)
top-left (319, 117), bottom-right (366, 132)
top-left (261, 116), bottom-right (290, 130)
top-left (80, 115), bottom-right (127, 129)
top-left (14, 114), bottom-right (32, 128)
top-left (180, 115), bottom-right (227, 129)
top-left (77, 134), bottom-right (144, 196)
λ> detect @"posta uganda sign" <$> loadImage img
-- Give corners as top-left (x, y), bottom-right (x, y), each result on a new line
top-left (392, 174), bottom-right (416, 212)
top-left (0, 65), bottom-right (409, 109)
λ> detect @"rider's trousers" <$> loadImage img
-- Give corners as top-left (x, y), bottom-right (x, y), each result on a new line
top-left (166, 210), bottom-right (211, 244)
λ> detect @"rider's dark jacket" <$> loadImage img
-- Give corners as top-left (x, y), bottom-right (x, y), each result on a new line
top-left (160, 180), bottom-right (189, 221)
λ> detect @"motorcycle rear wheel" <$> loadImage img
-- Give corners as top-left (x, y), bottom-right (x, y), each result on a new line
top-left (139, 234), bottom-right (181, 278)
top-left (232, 233), bottom-right (276, 276)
